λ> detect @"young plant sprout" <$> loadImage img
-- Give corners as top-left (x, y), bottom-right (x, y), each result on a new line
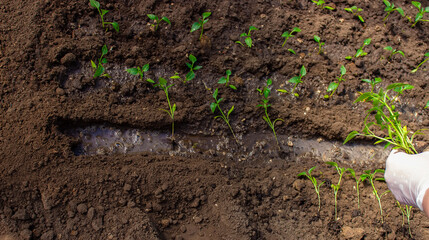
top-left (154, 77), bottom-right (176, 139)
top-left (425, 100), bottom-right (429, 109)
top-left (218, 69), bottom-right (237, 90)
top-left (347, 168), bottom-right (363, 209)
top-left (361, 77), bottom-right (382, 93)
top-left (326, 161), bottom-right (346, 221)
top-left (147, 14), bottom-right (171, 31)
top-left (324, 65), bottom-right (346, 99)
top-left (236, 26), bottom-right (259, 48)
top-left (411, 1), bottom-right (429, 27)
top-left (345, 38), bottom-right (371, 60)
top-left (397, 201), bottom-right (413, 238)
top-left (411, 52), bottom-right (429, 73)
top-left (313, 35), bottom-right (325, 54)
top-left (360, 169), bottom-right (390, 223)
top-left (256, 79), bottom-right (284, 149)
top-left (345, 6), bottom-right (365, 23)
top-left (297, 166), bottom-right (325, 212)
top-left (89, 0), bottom-right (119, 32)
top-left (190, 12), bottom-right (211, 40)
top-left (185, 54), bottom-right (202, 82)
top-left (278, 65), bottom-right (306, 97)
top-left (91, 45), bottom-right (110, 78)
top-left (210, 88), bottom-right (238, 144)
top-left (383, 46), bottom-right (405, 60)
top-left (126, 63), bottom-right (154, 83)
top-left (311, 0), bottom-right (334, 10)
top-left (382, 0), bottom-right (405, 21)
top-left (344, 81), bottom-right (425, 154)
top-left (281, 27), bottom-right (301, 54)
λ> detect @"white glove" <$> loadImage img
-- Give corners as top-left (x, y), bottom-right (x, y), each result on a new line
top-left (385, 149), bottom-right (429, 211)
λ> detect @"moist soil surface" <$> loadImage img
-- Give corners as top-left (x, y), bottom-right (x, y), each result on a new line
top-left (1, 0), bottom-right (429, 239)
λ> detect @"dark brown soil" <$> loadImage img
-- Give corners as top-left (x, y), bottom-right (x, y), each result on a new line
top-left (1, 0), bottom-right (429, 239)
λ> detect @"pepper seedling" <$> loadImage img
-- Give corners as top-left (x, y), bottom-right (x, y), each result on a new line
top-left (345, 6), bottom-right (365, 23)
top-left (147, 14), bottom-right (171, 31)
top-left (210, 88), bottom-right (238, 144)
top-left (185, 54), bottom-right (202, 82)
top-left (345, 38), bottom-right (371, 59)
top-left (281, 27), bottom-right (301, 54)
top-left (154, 77), bottom-right (176, 139)
top-left (312, 0), bottom-right (334, 10)
top-left (218, 69), bottom-right (237, 90)
top-left (326, 162), bottom-right (346, 221)
top-left (361, 169), bottom-right (390, 223)
top-left (190, 12), bottom-right (211, 41)
top-left (89, 0), bottom-right (119, 32)
top-left (236, 26), bottom-right (259, 48)
top-left (126, 63), bottom-right (154, 83)
top-left (297, 166), bottom-right (325, 212)
top-left (397, 202), bottom-right (413, 238)
top-left (411, 1), bottom-right (429, 27)
top-left (411, 52), bottom-right (429, 73)
top-left (278, 65), bottom-right (306, 97)
top-left (383, 46), bottom-right (405, 60)
top-left (324, 65), bottom-right (346, 99)
top-left (383, 0), bottom-right (405, 21)
top-left (313, 35), bottom-right (325, 54)
top-left (361, 77), bottom-right (381, 93)
top-left (257, 78), bottom-right (284, 149)
top-left (91, 45), bottom-right (110, 78)
top-left (347, 168), bottom-right (363, 209)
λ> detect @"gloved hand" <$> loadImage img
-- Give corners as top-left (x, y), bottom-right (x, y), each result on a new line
top-left (385, 149), bottom-right (429, 214)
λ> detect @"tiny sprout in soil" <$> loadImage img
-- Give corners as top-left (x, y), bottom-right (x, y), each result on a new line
top-left (147, 14), bottom-right (171, 31)
top-left (411, 52), bottom-right (429, 73)
top-left (210, 88), bottom-right (238, 144)
top-left (190, 12), bottom-right (211, 41)
top-left (411, 1), bottom-right (429, 27)
top-left (281, 27), bottom-right (301, 54)
top-left (126, 63), bottom-right (154, 83)
top-left (297, 166), bottom-right (325, 212)
top-left (324, 65), bottom-right (346, 99)
top-left (383, 46), bottom-right (404, 60)
top-left (347, 168), bottom-right (363, 209)
top-left (397, 201), bottom-right (413, 238)
top-left (361, 169), bottom-right (390, 223)
top-left (345, 6), bottom-right (365, 23)
top-left (154, 77), bottom-right (176, 139)
top-left (346, 38), bottom-right (371, 60)
top-left (91, 45), bottom-right (110, 79)
top-left (236, 26), bottom-right (259, 48)
top-left (185, 54), bottom-right (202, 82)
top-left (218, 69), bottom-right (236, 90)
top-left (311, 0), bottom-right (334, 10)
top-left (326, 161), bottom-right (346, 221)
top-left (278, 65), bottom-right (306, 97)
top-left (361, 77), bottom-right (381, 93)
top-left (344, 81), bottom-right (425, 154)
top-left (256, 78), bottom-right (284, 149)
top-left (383, 0), bottom-right (405, 22)
top-left (89, 0), bottom-right (119, 32)
top-left (313, 35), bottom-right (325, 54)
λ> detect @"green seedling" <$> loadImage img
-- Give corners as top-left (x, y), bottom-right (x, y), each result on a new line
top-left (298, 166), bottom-right (325, 212)
top-left (361, 169), bottom-right (390, 223)
top-left (346, 38), bottom-right (371, 59)
top-left (89, 0), bottom-right (119, 32)
top-left (154, 77), bottom-right (176, 139)
top-left (126, 63), bottom-right (154, 83)
top-left (311, 0), bottom-right (334, 10)
top-left (91, 45), bottom-right (110, 78)
top-left (313, 35), bottom-right (325, 54)
top-left (384, 46), bottom-right (405, 60)
top-left (147, 14), bottom-right (171, 31)
top-left (257, 79), bottom-right (284, 149)
top-left (185, 54), bottom-right (202, 82)
top-left (281, 27), bottom-right (301, 54)
top-left (383, 0), bottom-right (405, 21)
top-left (190, 12), bottom-right (211, 40)
top-left (425, 100), bottom-right (429, 109)
top-left (361, 77), bottom-right (382, 93)
top-left (326, 162), bottom-right (346, 221)
top-left (397, 201), bottom-right (413, 238)
top-left (411, 52), bottom-right (429, 73)
top-left (411, 1), bottom-right (429, 27)
top-left (347, 168), bottom-right (363, 209)
top-left (324, 65), bottom-right (346, 99)
top-left (236, 26), bottom-right (259, 48)
top-left (345, 6), bottom-right (365, 23)
top-left (218, 69), bottom-right (236, 90)
top-left (278, 65), bottom-right (306, 97)
top-left (344, 81), bottom-right (425, 154)
top-left (210, 88), bottom-right (238, 144)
